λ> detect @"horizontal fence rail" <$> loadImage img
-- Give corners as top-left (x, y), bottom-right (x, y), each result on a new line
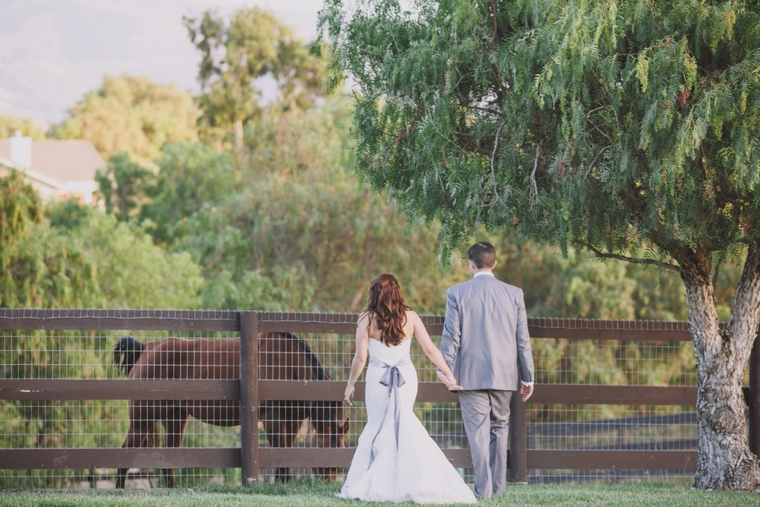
top-left (0, 309), bottom-right (696, 338)
top-left (0, 309), bottom-right (241, 332)
top-left (0, 309), bottom-right (749, 488)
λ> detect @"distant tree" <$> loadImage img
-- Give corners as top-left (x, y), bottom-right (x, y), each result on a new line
top-left (0, 169), bottom-right (97, 307)
top-left (52, 74), bottom-right (200, 163)
top-left (493, 240), bottom-right (688, 321)
top-left (0, 175), bottom-right (204, 309)
top-left (64, 211), bottom-right (203, 309)
top-left (141, 142), bottom-right (234, 245)
top-left (320, 0), bottom-right (760, 489)
top-left (96, 152), bottom-right (155, 222)
top-left (44, 197), bottom-right (92, 231)
top-left (0, 115), bottom-right (46, 140)
top-left (177, 98), bottom-right (467, 312)
top-left (184, 7), bottom-right (327, 152)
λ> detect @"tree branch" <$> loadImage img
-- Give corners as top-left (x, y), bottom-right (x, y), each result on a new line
top-left (647, 0), bottom-right (666, 39)
top-left (490, 0), bottom-right (498, 48)
top-left (490, 120), bottom-right (509, 209)
top-left (586, 244), bottom-right (681, 272)
top-left (529, 144), bottom-right (540, 209)
top-left (584, 145), bottom-right (613, 179)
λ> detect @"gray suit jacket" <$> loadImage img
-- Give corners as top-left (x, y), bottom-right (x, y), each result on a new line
top-left (440, 273), bottom-right (534, 391)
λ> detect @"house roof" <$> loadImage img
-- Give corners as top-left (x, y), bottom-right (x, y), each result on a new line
top-left (0, 139), bottom-right (105, 183)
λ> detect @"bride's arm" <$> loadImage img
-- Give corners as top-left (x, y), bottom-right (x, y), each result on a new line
top-left (344, 312), bottom-right (370, 404)
top-left (411, 312), bottom-right (459, 388)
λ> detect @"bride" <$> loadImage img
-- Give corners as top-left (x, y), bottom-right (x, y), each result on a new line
top-left (338, 273), bottom-right (477, 504)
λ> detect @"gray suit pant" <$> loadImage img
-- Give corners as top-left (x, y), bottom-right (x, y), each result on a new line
top-left (458, 389), bottom-right (512, 499)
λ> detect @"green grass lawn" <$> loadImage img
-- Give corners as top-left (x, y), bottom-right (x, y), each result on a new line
top-left (1, 480), bottom-right (759, 507)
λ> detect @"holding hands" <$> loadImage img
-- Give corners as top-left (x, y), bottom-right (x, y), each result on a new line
top-left (437, 371), bottom-right (463, 392)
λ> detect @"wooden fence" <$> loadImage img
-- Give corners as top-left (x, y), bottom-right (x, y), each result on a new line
top-left (1, 309), bottom-right (759, 486)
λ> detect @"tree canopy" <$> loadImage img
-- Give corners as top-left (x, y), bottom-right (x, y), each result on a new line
top-left (319, 0), bottom-right (760, 265)
top-left (0, 115), bottom-right (46, 140)
top-left (96, 152), bottom-right (155, 222)
top-left (140, 142), bottom-right (235, 245)
top-left (52, 74), bottom-right (200, 163)
top-left (0, 170), bottom-right (201, 309)
top-left (184, 7), bottom-right (328, 151)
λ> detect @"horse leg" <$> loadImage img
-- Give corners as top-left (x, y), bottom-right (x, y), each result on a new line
top-left (263, 411), bottom-right (293, 483)
top-left (281, 420), bottom-right (300, 483)
top-left (161, 410), bottom-right (189, 488)
top-left (116, 420), bottom-right (155, 489)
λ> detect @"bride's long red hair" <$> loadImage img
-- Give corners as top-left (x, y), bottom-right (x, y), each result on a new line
top-left (364, 274), bottom-right (411, 346)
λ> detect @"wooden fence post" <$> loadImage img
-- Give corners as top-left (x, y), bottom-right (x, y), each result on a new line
top-left (750, 332), bottom-right (760, 458)
top-left (240, 311), bottom-right (260, 486)
top-left (508, 383), bottom-right (528, 483)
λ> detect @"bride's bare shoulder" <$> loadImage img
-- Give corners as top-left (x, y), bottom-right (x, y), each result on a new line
top-left (405, 310), bottom-right (420, 323)
top-left (357, 311), bottom-right (372, 327)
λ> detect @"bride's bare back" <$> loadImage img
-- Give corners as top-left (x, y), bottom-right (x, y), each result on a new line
top-left (366, 310), bottom-right (417, 344)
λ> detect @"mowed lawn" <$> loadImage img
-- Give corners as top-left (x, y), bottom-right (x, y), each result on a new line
top-left (1, 481), bottom-right (759, 507)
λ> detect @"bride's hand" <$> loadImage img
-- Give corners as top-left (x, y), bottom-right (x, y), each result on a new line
top-left (344, 384), bottom-right (355, 406)
top-left (444, 372), bottom-right (463, 391)
top-left (436, 371), bottom-right (459, 390)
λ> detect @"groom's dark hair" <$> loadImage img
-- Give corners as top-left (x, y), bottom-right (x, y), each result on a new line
top-left (468, 241), bottom-right (496, 269)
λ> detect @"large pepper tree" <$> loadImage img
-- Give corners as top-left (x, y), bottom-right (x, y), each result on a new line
top-left (319, 0), bottom-right (760, 489)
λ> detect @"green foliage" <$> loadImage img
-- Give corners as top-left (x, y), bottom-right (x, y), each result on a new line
top-left (494, 239), bottom-right (688, 321)
top-left (241, 96), bottom-right (353, 176)
top-left (318, 0), bottom-right (760, 266)
top-left (45, 198), bottom-right (92, 230)
top-left (0, 168), bottom-right (42, 263)
top-left (0, 173), bottom-right (202, 309)
top-left (96, 152), bottom-right (155, 222)
top-left (0, 169), bottom-right (95, 308)
top-left (0, 115), bottom-right (46, 139)
top-left (63, 210), bottom-right (203, 309)
top-left (52, 74), bottom-right (200, 163)
top-left (141, 142), bottom-right (234, 245)
top-left (174, 98), bottom-right (467, 312)
top-left (184, 7), bottom-right (328, 150)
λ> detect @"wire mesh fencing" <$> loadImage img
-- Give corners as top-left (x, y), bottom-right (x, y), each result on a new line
top-left (0, 310), bottom-right (242, 489)
top-left (0, 311), bottom-right (718, 489)
top-left (527, 318), bottom-right (699, 485)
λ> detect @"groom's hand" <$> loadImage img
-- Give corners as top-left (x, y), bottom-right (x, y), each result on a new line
top-left (520, 383), bottom-right (534, 402)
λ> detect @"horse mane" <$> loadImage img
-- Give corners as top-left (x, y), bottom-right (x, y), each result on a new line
top-left (278, 332), bottom-right (332, 381)
top-left (113, 335), bottom-right (145, 376)
top-left (275, 332), bottom-right (344, 428)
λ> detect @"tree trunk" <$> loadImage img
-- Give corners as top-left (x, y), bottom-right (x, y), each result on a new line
top-left (680, 250), bottom-right (760, 490)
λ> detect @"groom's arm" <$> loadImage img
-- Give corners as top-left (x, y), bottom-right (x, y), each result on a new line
top-left (438, 287), bottom-right (461, 374)
top-left (514, 288), bottom-right (534, 385)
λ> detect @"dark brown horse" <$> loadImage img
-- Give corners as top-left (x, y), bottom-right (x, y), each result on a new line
top-left (113, 332), bottom-right (348, 488)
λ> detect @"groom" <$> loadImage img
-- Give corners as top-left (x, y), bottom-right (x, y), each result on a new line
top-left (438, 241), bottom-right (535, 499)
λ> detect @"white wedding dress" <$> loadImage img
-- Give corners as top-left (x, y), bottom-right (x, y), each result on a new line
top-left (338, 338), bottom-right (476, 504)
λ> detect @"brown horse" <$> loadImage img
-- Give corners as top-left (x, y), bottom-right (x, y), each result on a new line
top-left (113, 332), bottom-right (348, 488)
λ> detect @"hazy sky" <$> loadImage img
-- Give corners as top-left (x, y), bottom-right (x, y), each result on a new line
top-left (0, 0), bottom-right (325, 127)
